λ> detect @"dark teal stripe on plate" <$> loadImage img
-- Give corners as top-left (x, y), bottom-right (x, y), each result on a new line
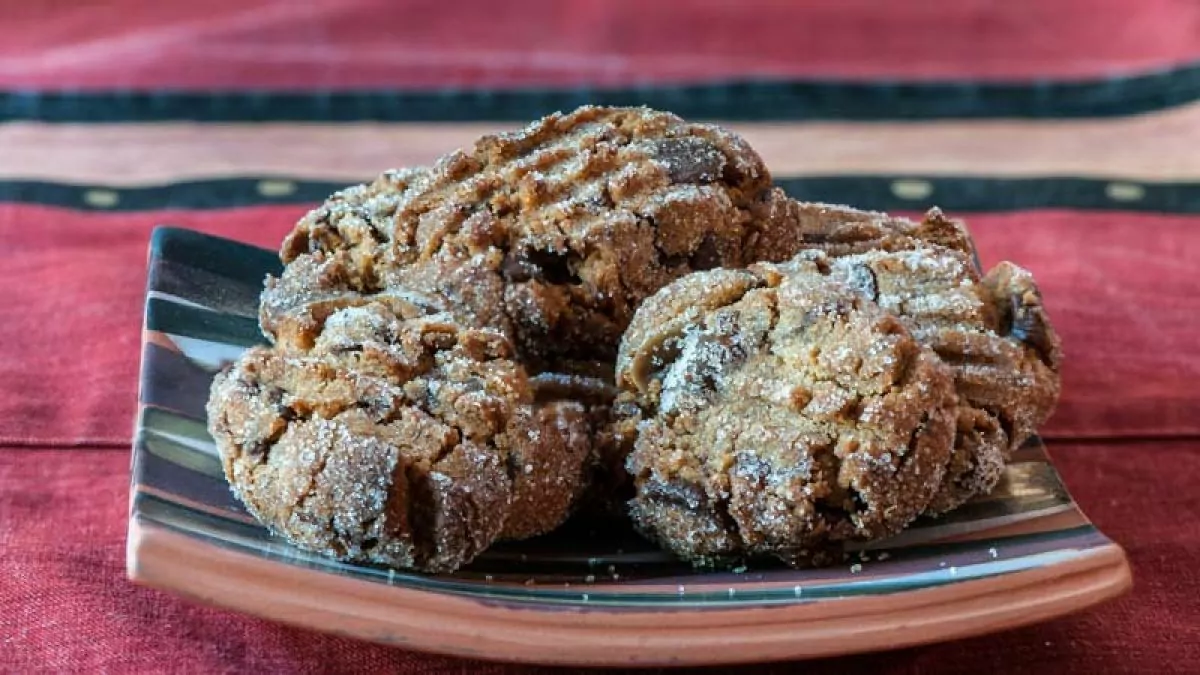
top-left (5, 63), bottom-right (1200, 122)
top-left (152, 226), bottom-right (281, 290)
top-left (146, 297), bottom-right (264, 347)
top-left (9, 177), bottom-right (1200, 214)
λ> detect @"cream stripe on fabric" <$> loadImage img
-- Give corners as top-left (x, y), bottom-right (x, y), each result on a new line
top-left (4, 102), bottom-right (1200, 185)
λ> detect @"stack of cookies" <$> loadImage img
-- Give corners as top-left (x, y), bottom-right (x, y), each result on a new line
top-left (207, 106), bottom-right (1061, 572)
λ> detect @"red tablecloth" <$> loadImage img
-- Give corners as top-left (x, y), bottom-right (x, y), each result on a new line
top-left (3, 1), bottom-right (1198, 672)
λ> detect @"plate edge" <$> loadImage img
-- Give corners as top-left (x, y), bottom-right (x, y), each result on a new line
top-left (126, 516), bottom-right (1132, 667)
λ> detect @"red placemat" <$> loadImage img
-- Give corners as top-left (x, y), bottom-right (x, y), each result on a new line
top-left (2, 0), bottom-right (1199, 88)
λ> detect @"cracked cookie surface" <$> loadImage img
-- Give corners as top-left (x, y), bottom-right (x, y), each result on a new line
top-left (206, 303), bottom-right (591, 572)
top-left (616, 259), bottom-right (957, 566)
top-left (824, 247), bottom-right (1062, 513)
top-left (261, 105), bottom-right (796, 370)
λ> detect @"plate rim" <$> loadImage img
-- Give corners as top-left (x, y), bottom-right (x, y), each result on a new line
top-left (127, 516), bottom-right (1130, 666)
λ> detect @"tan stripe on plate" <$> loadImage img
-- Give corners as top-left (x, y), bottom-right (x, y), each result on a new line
top-left (5, 102), bottom-right (1200, 185)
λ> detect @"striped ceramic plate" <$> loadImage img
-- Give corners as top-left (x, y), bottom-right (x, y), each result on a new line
top-left (127, 226), bottom-right (1131, 667)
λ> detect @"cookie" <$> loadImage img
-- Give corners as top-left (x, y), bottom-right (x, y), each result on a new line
top-left (615, 260), bottom-right (957, 566)
top-left (262, 106), bottom-right (796, 370)
top-left (526, 371), bottom-right (636, 517)
top-left (206, 303), bottom-right (591, 572)
top-left (751, 200), bottom-right (981, 267)
top-left (496, 399), bottom-right (594, 541)
top-left (824, 247), bottom-right (1062, 512)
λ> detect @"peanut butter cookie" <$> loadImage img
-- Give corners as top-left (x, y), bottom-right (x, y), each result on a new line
top-left (616, 259), bottom-right (957, 566)
top-left (262, 106), bottom-right (796, 370)
top-left (207, 303), bottom-right (591, 572)
top-left (824, 247), bottom-right (1061, 512)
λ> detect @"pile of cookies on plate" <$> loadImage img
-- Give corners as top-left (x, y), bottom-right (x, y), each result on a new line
top-left (207, 106), bottom-right (1061, 572)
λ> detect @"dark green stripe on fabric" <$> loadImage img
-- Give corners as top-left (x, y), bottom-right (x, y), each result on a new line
top-left (6, 178), bottom-right (340, 210)
top-left (7, 177), bottom-right (1200, 213)
top-left (774, 176), bottom-right (1200, 214)
top-left (5, 62), bottom-right (1200, 122)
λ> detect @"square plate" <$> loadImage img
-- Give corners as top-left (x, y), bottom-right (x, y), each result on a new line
top-left (127, 226), bottom-right (1131, 667)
